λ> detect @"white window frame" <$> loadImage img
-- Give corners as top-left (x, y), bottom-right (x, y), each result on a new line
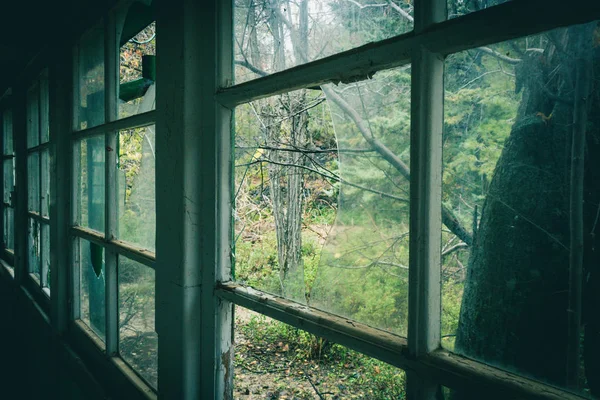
top-left (156, 0), bottom-right (600, 399)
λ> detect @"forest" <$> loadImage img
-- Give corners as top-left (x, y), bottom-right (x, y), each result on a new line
top-left (99, 0), bottom-right (600, 398)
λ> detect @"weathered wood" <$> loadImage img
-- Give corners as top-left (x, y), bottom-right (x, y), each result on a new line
top-left (73, 109), bottom-right (156, 138)
top-left (217, 281), bottom-right (410, 368)
top-left (71, 226), bottom-right (156, 268)
top-left (217, 281), bottom-right (591, 400)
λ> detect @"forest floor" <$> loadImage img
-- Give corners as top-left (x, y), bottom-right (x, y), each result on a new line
top-left (233, 308), bottom-right (405, 400)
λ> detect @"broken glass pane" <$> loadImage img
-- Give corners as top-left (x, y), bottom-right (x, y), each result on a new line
top-left (78, 237), bottom-right (106, 341)
top-left (233, 65), bottom-right (411, 336)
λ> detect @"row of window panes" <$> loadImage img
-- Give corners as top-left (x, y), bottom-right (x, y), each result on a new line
top-left (72, 1), bottom-right (158, 388)
top-left (67, 0), bottom-right (597, 398)
top-left (232, 17), bottom-right (600, 399)
top-left (2, 109), bottom-right (14, 255)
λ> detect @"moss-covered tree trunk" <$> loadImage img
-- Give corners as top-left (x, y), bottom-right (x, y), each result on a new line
top-left (453, 23), bottom-right (600, 398)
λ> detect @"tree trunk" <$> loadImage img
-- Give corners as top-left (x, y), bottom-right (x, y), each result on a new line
top-left (453, 23), bottom-right (600, 398)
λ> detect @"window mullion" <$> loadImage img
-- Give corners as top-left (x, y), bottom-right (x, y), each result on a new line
top-left (104, 12), bottom-right (119, 357)
top-left (407, 0), bottom-right (446, 398)
top-left (38, 79), bottom-right (48, 288)
top-left (49, 46), bottom-right (72, 333)
top-left (13, 86), bottom-right (28, 284)
top-left (155, 0), bottom-right (233, 396)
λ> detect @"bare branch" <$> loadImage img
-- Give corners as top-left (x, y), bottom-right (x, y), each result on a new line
top-left (237, 158), bottom-right (409, 204)
top-left (477, 46), bottom-right (521, 65)
top-left (442, 242), bottom-right (469, 257)
top-left (236, 145), bottom-right (375, 154)
top-left (322, 85), bottom-right (473, 246)
top-left (388, 0), bottom-right (414, 23)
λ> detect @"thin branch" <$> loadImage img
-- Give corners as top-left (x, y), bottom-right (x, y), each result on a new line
top-left (236, 145), bottom-right (375, 154)
top-left (442, 242), bottom-right (469, 257)
top-left (237, 158), bottom-right (409, 204)
top-left (387, 0), bottom-right (414, 23)
top-left (477, 46), bottom-right (521, 65)
top-left (322, 85), bottom-right (473, 246)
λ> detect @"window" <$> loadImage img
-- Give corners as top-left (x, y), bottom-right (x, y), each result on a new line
top-left (1, 1), bottom-right (597, 399)
top-left (26, 72), bottom-right (51, 289)
top-left (209, 1), bottom-right (600, 399)
top-left (1, 108), bottom-right (14, 266)
top-left (72, 0), bottom-right (157, 389)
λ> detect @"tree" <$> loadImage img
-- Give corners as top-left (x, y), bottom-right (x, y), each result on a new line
top-left (451, 22), bottom-right (600, 398)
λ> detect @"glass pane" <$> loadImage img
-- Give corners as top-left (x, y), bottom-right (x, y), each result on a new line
top-left (40, 73), bottom-right (50, 144)
top-left (234, 306), bottom-right (406, 398)
top-left (234, 66), bottom-right (411, 336)
top-left (76, 24), bottom-right (105, 130)
top-left (119, 256), bottom-right (157, 387)
top-left (119, 17), bottom-right (156, 119)
top-left (449, 0), bottom-right (512, 19)
top-left (42, 223), bottom-right (50, 289)
top-left (4, 207), bottom-right (13, 251)
top-left (75, 136), bottom-right (105, 232)
top-left (3, 109), bottom-right (12, 155)
top-left (77, 237), bottom-right (106, 341)
top-left (118, 125), bottom-right (155, 251)
top-left (3, 158), bottom-right (14, 204)
top-left (28, 219), bottom-right (40, 277)
top-left (27, 153), bottom-right (40, 212)
top-left (442, 21), bottom-right (600, 397)
top-left (27, 84), bottom-right (40, 149)
top-left (234, 0), bottom-right (413, 83)
top-left (41, 149), bottom-right (50, 217)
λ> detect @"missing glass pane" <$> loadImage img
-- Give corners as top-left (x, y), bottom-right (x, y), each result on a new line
top-left (119, 256), bottom-right (157, 388)
top-left (234, 66), bottom-right (411, 336)
top-left (119, 16), bottom-right (156, 119)
top-left (77, 237), bottom-right (106, 341)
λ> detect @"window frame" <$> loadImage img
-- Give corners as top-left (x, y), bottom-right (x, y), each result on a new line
top-left (0, 0), bottom-right (593, 399)
top-left (0, 101), bottom-right (15, 270)
top-left (69, 6), bottom-right (157, 392)
top-left (192, 0), bottom-right (600, 399)
top-left (25, 70), bottom-right (51, 294)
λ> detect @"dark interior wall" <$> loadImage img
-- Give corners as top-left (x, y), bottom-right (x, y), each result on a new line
top-left (0, 271), bottom-right (89, 400)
